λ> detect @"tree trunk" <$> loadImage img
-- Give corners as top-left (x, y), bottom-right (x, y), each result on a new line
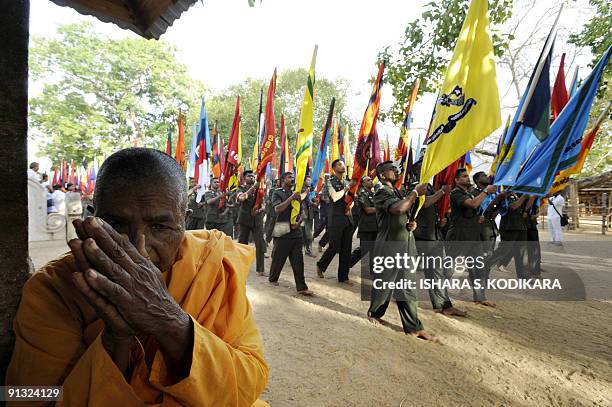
top-left (0, 0), bottom-right (31, 383)
top-left (577, 170), bottom-right (612, 190)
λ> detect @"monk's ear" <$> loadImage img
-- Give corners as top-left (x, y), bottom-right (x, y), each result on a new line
top-left (186, 208), bottom-right (193, 217)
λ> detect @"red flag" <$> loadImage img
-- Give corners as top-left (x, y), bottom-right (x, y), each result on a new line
top-left (174, 109), bottom-right (186, 172)
top-left (368, 123), bottom-right (382, 180)
top-left (434, 154), bottom-right (466, 219)
top-left (62, 159), bottom-right (67, 186)
top-left (346, 62), bottom-right (385, 209)
top-left (165, 128), bottom-right (172, 156)
top-left (279, 113), bottom-right (287, 172)
top-left (254, 70), bottom-right (277, 211)
top-left (316, 158), bottom-right (329, 195)
top-left (551, 53), bottom-right (569, 120)
top-left (69, 160), bottom-right (75, 185)
top-left (52, 166), bottom-right (58, 186)
top-left (219, 97), bottom-right (241, 196)
top-left (383, 134), bottom-right (390, 161)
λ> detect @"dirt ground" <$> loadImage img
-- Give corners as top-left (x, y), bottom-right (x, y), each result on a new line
top-left (29, 225), bottom-right (612, 407)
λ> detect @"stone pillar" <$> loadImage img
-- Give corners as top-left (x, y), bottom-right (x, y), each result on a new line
top-left (569, 179), bottom-right (579, 230)
top-left (0, 0), bottom-right (31, 382)
top-left (603, 193), bottom-right (608, 235)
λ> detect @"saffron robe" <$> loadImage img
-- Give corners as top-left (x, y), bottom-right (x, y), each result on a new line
top-left (7, 230), bottom-right (269, 406)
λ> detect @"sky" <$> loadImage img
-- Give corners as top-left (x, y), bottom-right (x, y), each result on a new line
top-left (29, 0), bottom-right (597, 173)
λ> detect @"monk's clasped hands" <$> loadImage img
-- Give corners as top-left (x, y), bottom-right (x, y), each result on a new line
top-left (68, 217), bottom-right (190, 341)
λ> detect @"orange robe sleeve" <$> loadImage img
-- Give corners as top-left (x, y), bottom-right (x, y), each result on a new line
top-left (6, 230), bottom-right (269, 407)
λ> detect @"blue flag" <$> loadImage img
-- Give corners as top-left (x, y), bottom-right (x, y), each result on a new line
top-left (494, 32), bottom-right (554, 187)
top-left (310, 98), bottom-right (335, 190)
top-left (498, 45), bottom-right (611, 195)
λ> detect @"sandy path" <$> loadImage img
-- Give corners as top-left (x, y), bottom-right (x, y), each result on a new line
top-left (249, 229), bottom-right (612, 407)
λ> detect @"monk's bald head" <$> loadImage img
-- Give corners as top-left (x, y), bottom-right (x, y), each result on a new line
top-left (94, 148), bottom-right (187, 212)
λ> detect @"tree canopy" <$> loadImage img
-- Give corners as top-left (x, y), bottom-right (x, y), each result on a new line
top-left (568, 0), bottom-right (612, 176)
top-left (379, 0), bottom-right (513, 124)
top-left (29, 22), bottom-right (205, 163)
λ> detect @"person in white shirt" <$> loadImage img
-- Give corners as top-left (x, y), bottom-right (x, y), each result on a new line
top-left (49, 184), bottom-right (66, 214)
top-left (547, 193), bottom-right (565, 245)
top-left (27, 162), bottom-right (40, 182)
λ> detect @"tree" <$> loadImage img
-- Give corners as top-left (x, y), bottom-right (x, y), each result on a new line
top-left (29, 23), bottom-right (205, 163)
top-left (205, 69), bottom-right (351, 168)
top-left (379, 0), bottom-right (513, 124)
top-left (568, 0), bottom-right (612, 177)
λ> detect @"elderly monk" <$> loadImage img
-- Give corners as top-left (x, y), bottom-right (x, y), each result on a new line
top-left (7, 148), bottom-right (269, 406)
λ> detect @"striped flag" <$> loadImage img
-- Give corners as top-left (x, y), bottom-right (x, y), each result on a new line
top-left (395, 79), bottom-right (420, 188)
top-left (254, 70), bottom-right (278, 211)
top-left (174, 109), bottom-right (186, 172)
top-left (346, 62), bottom-right (385, 209)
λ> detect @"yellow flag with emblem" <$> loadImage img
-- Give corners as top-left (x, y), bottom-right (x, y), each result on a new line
top-left (418, 0), bottom-right (500, 210)
top-left (292, 46), bottom-right (318, 223)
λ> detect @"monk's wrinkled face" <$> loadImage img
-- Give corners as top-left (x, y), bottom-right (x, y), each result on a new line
top-left (94, 181), bottom-right (186, 273)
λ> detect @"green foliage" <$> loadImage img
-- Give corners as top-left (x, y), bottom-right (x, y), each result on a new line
top-left (380, 0), bottom-right (513, 124)
top-left (568, 0), bottom-right (612, 175)
top-left (29, 22), bottom-right (205, 163)
top-left (206, 69), bottom-right (350, 168)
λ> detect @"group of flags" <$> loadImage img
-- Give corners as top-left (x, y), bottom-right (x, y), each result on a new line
top-left (162, 0), bottom-right (608, 221)
top-left (49, 159), bottom-right (98, 194)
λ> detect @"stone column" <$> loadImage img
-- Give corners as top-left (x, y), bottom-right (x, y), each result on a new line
top-left (0, 0), bottom-right (31, 382)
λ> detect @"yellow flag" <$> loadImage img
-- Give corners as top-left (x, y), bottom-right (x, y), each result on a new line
top-left (291, 46), bottom-right (317, 223)
top-left (229, 122), bottom-right (242, 191)
top-left (344, 123), bottom-right (351, 178)
top-left (331, 120), bottom-right (340, 162)
top-left (419, 0), bottom-right (500, 193)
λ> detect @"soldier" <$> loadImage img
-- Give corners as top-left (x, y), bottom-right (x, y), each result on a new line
top-left (268, 172), bottom-right (313, 295)
top-left (264, 178), bottom-right (281, 246)
top-left (485, 192), bottom-right (530, 279)
top-left (471, 171), bottom-right (500, 257)
top-left (446, 168), bottom-right (497, 306)
top-left (186, 181), bottom-right (206, 230)
top-left (349, 176), bottom-right (377, 268)
top-left (236, 170), bottom-right (266, 276)
top-left (524, 195), bottom-right (542, 277)
top-left (314, 173), bottom-right (331, 253)
top-left (367, 161), bottom-right (435, 341)
top-left (204, 177), bottom-right (233, 237)
top-left (316, 160), bottom-right (356, 283)
top-left (301, 175), bottom-right (317, 257)
top-left (412, 180), bottom-right (468, 317)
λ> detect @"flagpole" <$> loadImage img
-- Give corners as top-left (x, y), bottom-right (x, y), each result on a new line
top-left (518, 4), bottom-right (563, 123)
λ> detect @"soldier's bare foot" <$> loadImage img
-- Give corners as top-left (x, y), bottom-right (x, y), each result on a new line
top-left (474, 300), bottom-right (496, 307)
top-left (297, 289), bottom-right (314, 296)
top-left (367, 316), bottom-right (384, 326)
top-left (436, 307), bottom-right (467, 317)
top-left (257, 271), bottom-right (265, 277)
top-left (270, 281), bottom-right (279, 286)
top-left (339, 279), bottom-right (354, 286)
top-left (407, 330), bottom-right (438, 342)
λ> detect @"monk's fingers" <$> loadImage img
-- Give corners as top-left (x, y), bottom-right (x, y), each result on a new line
top-left (72, 271), bottom-right (134, 336)
top-left (82, 217), bottom-right (138, 271)
top-left (68, 239), bottom-right (91, 272)
top-left (134, 234), bottom-right (150, 260)
top-left (97, 218), bottom-right (148, 264)
top-left (82, 238), bottom-right (132, 286)
top-left (83, 268), bottom-right (131, 304)
top-left (72, 218), bottom-right (89, 241)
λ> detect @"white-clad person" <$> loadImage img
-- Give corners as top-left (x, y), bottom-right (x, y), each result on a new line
top-left (547, 192), bottom-right (565, 245)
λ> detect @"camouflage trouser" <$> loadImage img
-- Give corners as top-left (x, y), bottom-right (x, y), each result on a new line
top-left (302, 218), bottom-right (314, 249)
top-left (264, 208), bottom-right (276, 244)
